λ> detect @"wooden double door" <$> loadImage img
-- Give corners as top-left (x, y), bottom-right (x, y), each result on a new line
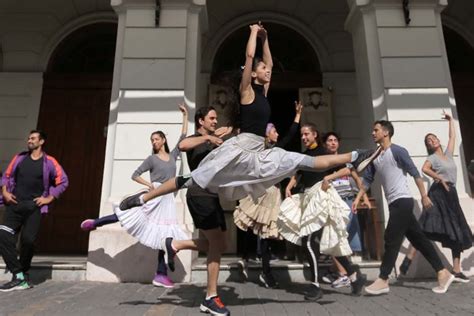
top-left (36, 75), bottom-right (111, 254)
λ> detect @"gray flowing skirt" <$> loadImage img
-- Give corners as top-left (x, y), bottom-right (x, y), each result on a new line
top-left (191, 133), bottom-right (308, 201)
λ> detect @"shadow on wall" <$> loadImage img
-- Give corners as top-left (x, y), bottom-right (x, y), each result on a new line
top-left (88, 243), bottom-right (187, 283)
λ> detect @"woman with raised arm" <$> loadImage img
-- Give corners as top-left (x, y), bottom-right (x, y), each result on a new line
top-left (80, 103), bottom-right (189, 288)
top-left (399, 112), bottom-right (472, 283)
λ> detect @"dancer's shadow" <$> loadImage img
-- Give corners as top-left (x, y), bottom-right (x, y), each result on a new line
top-left (88, 244), bottom-right (187, 283)
top-left (119, 283), bottom-right (334, 307)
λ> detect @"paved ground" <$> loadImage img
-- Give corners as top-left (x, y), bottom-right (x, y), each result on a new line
top-left (0, 279), bottom-right (473, 316)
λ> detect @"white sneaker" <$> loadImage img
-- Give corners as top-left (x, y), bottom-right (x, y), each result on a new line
top-left (332, 275), bottom-right (351, 288)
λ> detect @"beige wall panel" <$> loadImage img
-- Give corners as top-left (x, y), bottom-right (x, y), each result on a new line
top-left (376, 8), bottom-right (436, 27)
top-left (386, 93), bottom-right (451, 121)
top-left (3, 52), bottom-right (40, 71)
top-left (120, 59), bottom-right (185, 89)
top-left (0, 97), bottom-right (29, 116)
top-left (159, 9), bottom-right (187, 27)
top-left (114, 123), bottom-right (183, 159)
top-left (330, 51), bottom-right (355, 71)
top-left (378, 28), bottom-right (442, 57)
top-left (117, 91), bottom-right (185, 123)
top-left (333, 95), bottom-right (360, 117)
top-left (123, 28), bottom-right (186, 58)
top-left (381, 57), bottom-right (447, 88)
top-left (391, 121), bottom-right (460, 157)
top-left (126, 9), bottom-right (155, 27)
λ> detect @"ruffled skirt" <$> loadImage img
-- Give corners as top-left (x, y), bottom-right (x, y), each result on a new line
top-left (114, 182), bottom-right (189, 250)
top-left (277, 182), bottom-right (352, 256)
top-left (233, 185), bottom-right (282, 239)
top-left (191, 133), bottom-right (307, 201)
top-left (418, 183), bottom-right (472, 251)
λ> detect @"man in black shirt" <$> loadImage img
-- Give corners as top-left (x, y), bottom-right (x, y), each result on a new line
top-left (0, 130), bottom-right (68, 291)
top-left (161, 106), bottom-right (232, 316)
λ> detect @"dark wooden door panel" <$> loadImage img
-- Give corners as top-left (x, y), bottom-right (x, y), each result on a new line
top-left (36, 82), bottom-right (110, 254)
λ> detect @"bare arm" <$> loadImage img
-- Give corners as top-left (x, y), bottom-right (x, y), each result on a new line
top-left (422, 160), bottom-right (450, 191)
top-left (179, 103), bottom-right (189, 136)
top-left (133, 176), bottom-right (153, 190)
top-left (240, 24), bottom-right (260, 104)
top-left (321, 167), bottom-right (351, 192)
top-left (285, 175), bottom-right (298, 198)
top-left (178, 135), bottom-right (223, 152)
top-left (259, 26), bottom-right (273, 96)
top-left (414, 176), bottom-right (433, 209)
top-left (351, 169), bottom-right (371, 209)
top-left (444, 111), bottom-right (455, 156)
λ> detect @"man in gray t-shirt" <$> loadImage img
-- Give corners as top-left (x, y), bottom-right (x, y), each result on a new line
top-left (354, 120), bottom-right (454, 296)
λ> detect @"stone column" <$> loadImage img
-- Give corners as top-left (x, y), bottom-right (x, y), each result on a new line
top-left (88, 0), bottom-right (207, 283)
top-left (345, 0), bottom-right (473, 277)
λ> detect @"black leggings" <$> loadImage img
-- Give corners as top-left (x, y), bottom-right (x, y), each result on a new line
top-left (0, 201), bottom-right (42, 274)
top-left (93, 214), bottom-right (167, 275)
top-left (303, 230), bottom-right (355, 284)
top-left (380, 198), bottom-right (444, 279)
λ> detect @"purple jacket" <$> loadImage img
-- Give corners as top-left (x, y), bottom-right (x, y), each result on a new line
top-left (1, 151), bottom-right (69, 213)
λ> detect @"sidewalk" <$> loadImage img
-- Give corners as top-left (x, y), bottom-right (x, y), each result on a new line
top-left (0, 279), bottom-right (472, 315)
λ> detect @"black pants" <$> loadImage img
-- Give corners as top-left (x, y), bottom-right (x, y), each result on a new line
top-left (303, 230), bottom-right (355, 283)
top-left (379, 198), bottom-right (444, 279)
top-left (94, 214), bottom-right (167, 275)
top-left (0, 201), bottom-right (42, 274)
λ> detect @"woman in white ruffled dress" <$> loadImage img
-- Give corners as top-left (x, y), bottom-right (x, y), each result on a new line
top-left (80, 103), bottom-right (189, 288)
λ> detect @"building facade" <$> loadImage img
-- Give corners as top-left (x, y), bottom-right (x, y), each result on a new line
top-left (0, 0), bottom-right (473, 282)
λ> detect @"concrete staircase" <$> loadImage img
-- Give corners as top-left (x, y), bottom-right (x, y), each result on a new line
top-left (0, 256), bottom-right (87, 282)
top-left (191, 256), bottom-right (382, 284)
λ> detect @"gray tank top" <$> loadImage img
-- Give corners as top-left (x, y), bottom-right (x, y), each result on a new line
top-left (426, 151), bottom-right (457, 184)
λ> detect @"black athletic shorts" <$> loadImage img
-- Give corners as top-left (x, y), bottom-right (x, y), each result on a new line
top-left (186, 195), bottom-right (227, 231)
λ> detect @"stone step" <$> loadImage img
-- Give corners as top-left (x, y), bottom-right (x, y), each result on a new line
top-left (0, 255), bottom-right (87, 282)
top-left (191, 256), bottom-right (382, 283)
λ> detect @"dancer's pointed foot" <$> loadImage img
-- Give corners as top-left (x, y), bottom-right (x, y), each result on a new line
top-left (119, 189), bottom-right (147, 211)
top-left (80, 219), bottom-right (96, 231)
top-left (353, 147), bottom-right (382, 173)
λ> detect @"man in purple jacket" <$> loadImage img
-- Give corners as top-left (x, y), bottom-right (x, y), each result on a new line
top-left (0, 130), bottom-right (68, 291)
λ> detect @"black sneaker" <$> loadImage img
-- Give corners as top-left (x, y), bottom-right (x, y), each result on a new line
top-left (199, 296), bottom-right (230, 316)
top-left (399, 257), bottom-right (412, 276)
top-left (353, 147), bottom-right (382, 173)
top-left (350, 272), bottom-right (367, 296)
top-left (161, 237), bottom-right (176, 272)
top-left (119, 189), bottom-right (147, 211)
top-left (304, 284), bottom-right (323, 301)
top-left (453, 272), bottom-right (470, 283)
top-left (0, 278), bottom-right (31, 292)
top-left (259, 273), bottom-right (279, 289)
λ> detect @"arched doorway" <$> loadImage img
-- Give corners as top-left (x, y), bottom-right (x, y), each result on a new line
top-left (211, 23), bottom-right (321, 256)
top-left (443, 26), bottom-right (474, 194)
top-left (36, 22), bottom-right (117, 254)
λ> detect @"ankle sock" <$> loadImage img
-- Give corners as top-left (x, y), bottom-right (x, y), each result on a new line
top-left (139, 194), bottom-right (145, 204)
top-left (206, 294), bottom-right (218, 300)
top-left (15, 272), bottom-right (25, 281)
